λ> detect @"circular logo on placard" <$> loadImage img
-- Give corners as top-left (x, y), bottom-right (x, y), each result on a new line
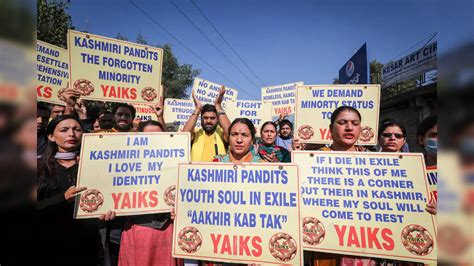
top-left (163, 185), bottom-right (176, 207)
top-left (141, 87), bottom-right (157, 102)
top-left (74, 79), bottom-right (94, 96)
top-left (346, 61), bottom-right (355, 77)
top-left (298, 125), bottom-right (314, 140)
top-left (302, 217), bottom-right (325, 246)
top-left (269, 233), bottom-right (297, 262)
top-left (178, 226), bottom-right (203, 253)
top-left (359, 126), bottom-right (375, 142)
top-left (79, 189), bottom-right (104, 213)
top-left (401, 224), bottom-right (434, 256)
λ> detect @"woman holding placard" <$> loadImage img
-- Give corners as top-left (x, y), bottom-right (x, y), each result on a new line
top-left (213, 118), bottom-right (262, 163)
top-left (254, 121), bottom-right (291, 163)
top-left (37, 115), bottom-right (114, 265)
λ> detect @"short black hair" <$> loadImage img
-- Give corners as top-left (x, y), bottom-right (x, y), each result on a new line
top-left (138, 120), bottom-right (165, 132)
top-left (201, 104), bottom-right (217, 116)
top-left (98, 109), bottom-right (112, 117)
top-left (279, 119), bottom-right (293, 130)
top-left (112, 103), bottom-right (136, 118)
top-left (37, 102), bottom-right (50, 114)
top-left (229, 118), bottom-right (256, 141)
top-left (417, 115), bottom-right (437, 138)
top-left (379, 119), bottom-right (407, 137)
top-left (330, 106), bottom-right (361, 127)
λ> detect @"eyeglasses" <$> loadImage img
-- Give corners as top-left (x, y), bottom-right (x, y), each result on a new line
top-left (382, 133), bottom-right (404, 139)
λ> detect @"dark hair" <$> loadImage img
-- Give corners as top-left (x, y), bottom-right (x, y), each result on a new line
top-left (279, 119), bottom-right (293, 130)
top-left (330, 106), bottom-right (362, 127)
top-left (417, 115), bottom-right (437, 138)
top-left (201, 104), bottom-right (217, 116)
top-left (38, 115), bottom-right (83, 193)
top-left (229, 118), bottom-right (256, 141)
top-left (138, 120), bottom-right (165, 132)
top-left (379, 119), bottom-right (407, 137)
top-left (98, 109), bottom-right (112, 117)
top-left (112, 103), bottom-right (136, 118)
top-left (37, 102), bottom-right (51, 116)
top-left (261, 121), bottom-right (277, 135)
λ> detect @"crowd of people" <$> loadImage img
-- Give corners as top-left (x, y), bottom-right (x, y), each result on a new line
top-left (36, 85), bottom-right (438, 266)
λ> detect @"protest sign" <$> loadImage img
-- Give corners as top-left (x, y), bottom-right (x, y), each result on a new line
top-left (164, 98), bottom-right (200, 131)
top-left (131, 103), bottom-right (158, 121)
top-left (68, 30), bottom-right (163, 104)
top-left (293, 151), bottom-right (437, 263)
top-left (426, 166), bottom-right (437, 204)
top-left (173, 163), bottom-right (302, 265)
top-left (191, 77), bottom-right (238, 109)
top-left (74, 132), bottom-right (190, 218)
top-left (261, 81), bottom-right (304, 123)
top-left (36, 40), bottom-right (69, 105)
top-left (295, 84), bottom-right (380, 145)
top-left (225, 100), bottom-right (272, 137)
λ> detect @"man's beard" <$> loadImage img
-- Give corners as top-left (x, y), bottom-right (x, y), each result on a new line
top-left (203, 124), bottom-right (216, 134)
top-left (115, 123), bottom-right (131, 131)
top-left (280, 132), bottom-right (292, 139)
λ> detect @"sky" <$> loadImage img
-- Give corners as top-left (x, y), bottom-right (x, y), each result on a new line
top-left (68, 0), bottom-right (474, 100)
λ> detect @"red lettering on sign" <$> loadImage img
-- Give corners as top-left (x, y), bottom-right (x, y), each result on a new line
top-left (210, 234), bottom-right (262, 257)
top-left (334, 225), bottom-right (394, 251)
top-left (101, 85), bottom-right (137, 100)
top-left (37, 85), bottom-right (52, 98)
top-left (111, 191), bottom-right (159, 209)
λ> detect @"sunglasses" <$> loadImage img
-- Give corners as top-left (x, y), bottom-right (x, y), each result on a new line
top-left (382, 133), bottom-right (404, 139)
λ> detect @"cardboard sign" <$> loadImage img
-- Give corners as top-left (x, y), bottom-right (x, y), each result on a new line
top-left (293, 151), bottom-right (437, 263)
top-left (295, 85), bottom-right (380, 145)
top-left (426, 166), bottom-right (437, 204)
top-left (36, 40), bottom-right (69, 105)
top-left (191, 77), bottom-right (238, 109)
top-left (261, 81), bottom-right (304, 123)
top-left (131, 103), bottom-right (158, 121)
top-left (225, 100), bottom-right (272, 137)
top-left (68, 30), bottom-right (163, 104)
top-left (74, 132), bottom-right (190, 218)
top-left (164, 98), bottom-right (201, 131)
top-left (173, 163), bottom-right (302, 265)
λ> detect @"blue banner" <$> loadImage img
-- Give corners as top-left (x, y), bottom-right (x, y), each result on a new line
top-left (339, 43), bottom-right (368, 84)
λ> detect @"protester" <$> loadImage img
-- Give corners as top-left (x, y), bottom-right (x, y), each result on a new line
top-left (117, 119), bottom-right (178, 266)
top-left (183, 86), bottom-right (230, 162)
top-left (213, 118), bottom-right (261, 163)
top-left (378, 120), bottom-right (407, 152)
top-left (97, 109), bottom-right (114, 130)
top-left (255, 121), bottom-right (290, 162)
top-left (50, 104), bottom-right (66, 119)
top-left (417, 115), bottom-right (437, 167)
top-left (37, 102), bottom-right (50, 155)
top-left (275, 119), bottom-right (293, 151)
top-left (37, 115), bottom-right (115, 265)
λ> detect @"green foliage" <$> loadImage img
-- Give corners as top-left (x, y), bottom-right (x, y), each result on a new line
top-left (37, 0), bottom-right (74, 48)
top-left (0, 0), bottom-right (35, 44)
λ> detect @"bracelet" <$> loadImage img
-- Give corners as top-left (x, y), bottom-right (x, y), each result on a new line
top-left (217, 110), bottom-right (226, 115)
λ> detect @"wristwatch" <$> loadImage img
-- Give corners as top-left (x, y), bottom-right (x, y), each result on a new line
top-left (217, 110), bottom-right (226, 115)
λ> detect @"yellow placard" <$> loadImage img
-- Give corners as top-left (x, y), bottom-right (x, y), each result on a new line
top-left (293, 151), bottom-right (437, 263)
top-left (225, 100), bottom-right (273, 137)
top-left (173, 163), bottom-right (302, 265)
top-left (164, 98), bottom-right (201, 131)
top-left (191, 77), bottom-right (238, 109)
top-left (261, 81), bottom-right (304, 122)
top-left (36, 40), bottom-right (68, 105)
top-left (131, 103), bottom-right (158, 121)
top-left (68, 30), bottom-right (163, 104)
top-left (74, 132), bottom-right (190, 218)
top-left (295, 85), bottom-right (381, 145)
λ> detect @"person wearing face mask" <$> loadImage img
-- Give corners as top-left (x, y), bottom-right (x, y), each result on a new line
top-left (417, 115), bottom-right (437, 167)
top-left (255, 121), bottom-right (290, 162)
top-left (183, 86), bottom-right (231, 162)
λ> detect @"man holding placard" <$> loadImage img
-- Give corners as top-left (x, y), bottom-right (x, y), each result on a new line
top-left (182, 86), bottom-right (231, 162)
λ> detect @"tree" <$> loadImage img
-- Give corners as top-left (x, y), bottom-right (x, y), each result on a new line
top-left (370, 60), bottom-right (383, 84)
top-left (37, 0), bottom-right (74, 48)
